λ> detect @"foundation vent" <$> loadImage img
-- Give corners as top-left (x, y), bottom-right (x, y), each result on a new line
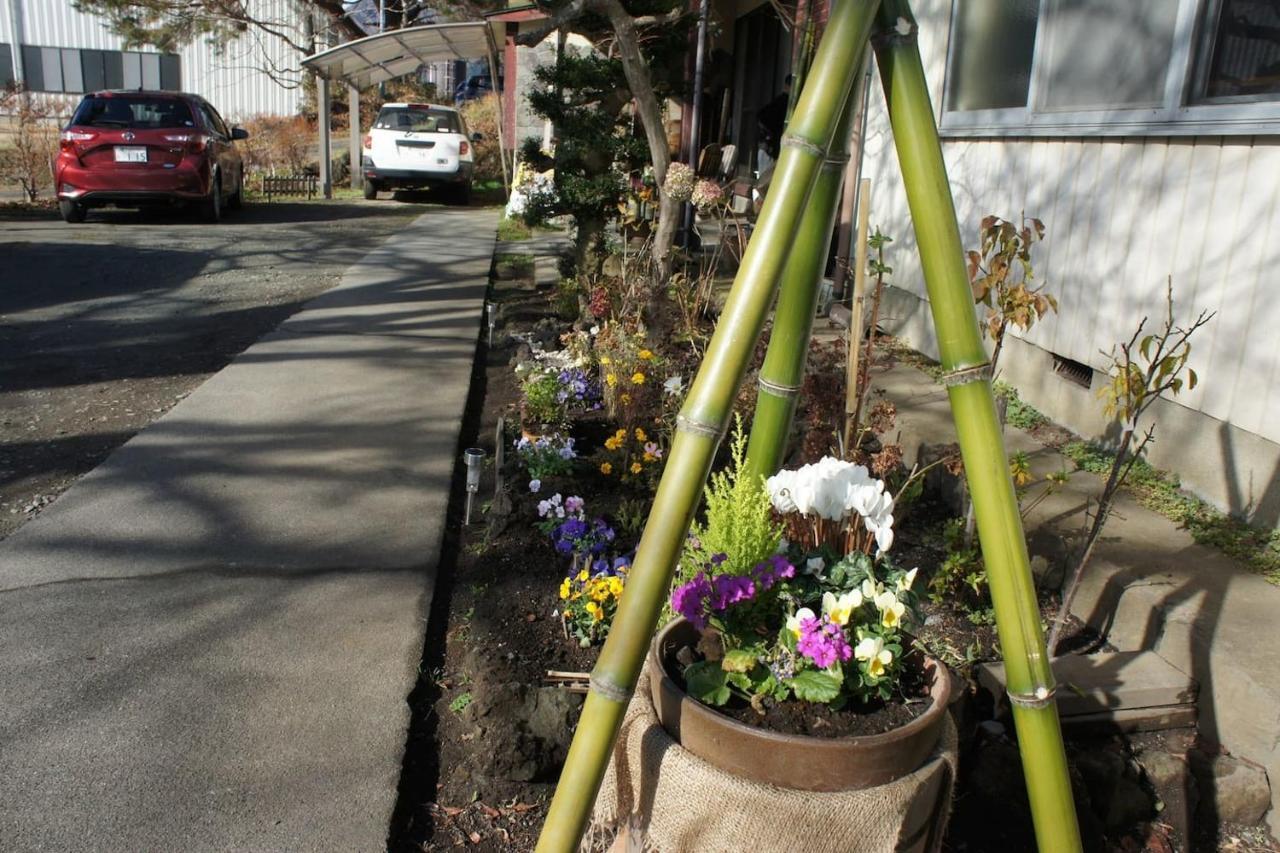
top-left (1052, 354), bottom-right (1093, 389)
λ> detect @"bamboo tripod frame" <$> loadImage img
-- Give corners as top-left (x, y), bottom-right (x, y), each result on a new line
top-left (535, 1), bottom-right (1082, 850)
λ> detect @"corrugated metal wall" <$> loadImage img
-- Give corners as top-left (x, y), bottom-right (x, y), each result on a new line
top-left (862, 0), bottom-right (1280, 447)
top-left (6, 0), bottom-right (305, 118)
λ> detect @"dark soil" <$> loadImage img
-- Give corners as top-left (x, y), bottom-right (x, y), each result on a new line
top-left (716, 661), bottom-right (930, 738)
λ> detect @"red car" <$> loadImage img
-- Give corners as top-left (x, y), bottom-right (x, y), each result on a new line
top-left (56, 90), bottom-right (248, 224)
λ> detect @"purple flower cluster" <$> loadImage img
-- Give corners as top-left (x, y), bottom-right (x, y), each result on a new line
top-left (551, 517), bottom-right (616, 556)
top-left (796, 616), bottom-right (853, 669)
top-left (555, 368), bottom-right (602, 410)
top-left (670, 553), bottom-right (796, 630)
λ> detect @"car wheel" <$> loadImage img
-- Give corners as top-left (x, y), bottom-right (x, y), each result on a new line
top-left (202, 173), bottom-right (222, 223)
top-left (363, 179), bottom-right (379, 200)
top-left (59, 199), bottom-right (87, 224)
top-left (226, 173), bottom-right (243, 210)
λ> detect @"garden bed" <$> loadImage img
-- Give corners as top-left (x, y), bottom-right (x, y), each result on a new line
top-left (385, 246), bottom-right (1274, 853)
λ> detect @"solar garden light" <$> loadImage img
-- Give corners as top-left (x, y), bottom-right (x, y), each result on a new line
top-left (486, 303), bottom-right (496, 346)
top-left (463, 447), bottom-right (485, 524)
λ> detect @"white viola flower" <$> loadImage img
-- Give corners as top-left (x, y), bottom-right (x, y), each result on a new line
top-left (854, 635), bottom-right (894, 678)
top-left (822, 589), bottom-right (863, 626)
top-left (663, 375), bottom-right (685, 397)
top-left (804, 556), bottom-right (826, 576)
top-left (897, 567), bottom-right (919, 591)
top-left (786, 607), bottom-right (817, 639)
top-left (874, 590), bottom-right (907, 629)
top-left (529, 479), bottom-right (542, 493)
top-left (861, 578), bottom-right (883, 600)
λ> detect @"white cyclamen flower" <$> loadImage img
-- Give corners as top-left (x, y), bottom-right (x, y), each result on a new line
top-left (765, 468), bottom-right (799, 514)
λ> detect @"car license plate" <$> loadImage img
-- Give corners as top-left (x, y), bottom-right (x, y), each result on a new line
top-left (114, 146), bottom-right (147, 163)
top-left (398, 145), bottom-right (435, 162)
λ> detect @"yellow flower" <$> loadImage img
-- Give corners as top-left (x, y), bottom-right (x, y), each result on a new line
top-left (590, 581), bottom-right (609, 602)
top-left (604, 436), bottom-right (622, 451)
top-left (631, 372), bottom-right (646, 385)
top-left (643, 452), bottom-right (657, 463)
top-left (620, 393), bottom-right (632, 404)
top-left (605, 373), bottom-right (617, 387)
top-left (585, 601), bottom-right (603, 621)
top-left (559, 578), bottom-right (571, 600)
top-left (874, 591), bottom-right (906, 629)
top-left (630, 462), bottom-right (643, 475)
top-left (638, 349), bottom-right (653, 360)
top-left (614, 428), bottom-right (627, 440)
top-left (634, 427), bottom-right (647, 441)
top-left (600, 356), bottom-right (611, 365)
top-left (600, 462), bottom-right (613, 475)
top-left (576, 569), bottom-right (588, 582)
top-left (607, 577), bottom-right (624, 596)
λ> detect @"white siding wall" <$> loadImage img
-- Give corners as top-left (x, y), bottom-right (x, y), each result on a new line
top-left (862, 0), bottom-right (1280, 449)
top-left (4, 0), bottom-right (304, 117)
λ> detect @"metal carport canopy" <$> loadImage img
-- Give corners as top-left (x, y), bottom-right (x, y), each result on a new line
top-left (300, 22), bottom-right (498, 89)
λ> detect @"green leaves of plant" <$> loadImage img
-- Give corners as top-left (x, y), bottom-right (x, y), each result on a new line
top-left (721, 649), bottom-right (757, 673)
top-left (684, 660), bottom-right (731, 706)
top-left (786, 670), bottom-right (842, 703)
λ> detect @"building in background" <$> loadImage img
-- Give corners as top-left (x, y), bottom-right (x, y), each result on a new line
top-left (861, 0), bottom-right (1280, 527)
top-left (1, 0), bottom-right (307, 119)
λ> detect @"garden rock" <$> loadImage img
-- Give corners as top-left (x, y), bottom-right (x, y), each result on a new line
top-left (1139, 749), bottom-right (1198, 840)
top-left (1188, 749), bottom-right (1271, 825)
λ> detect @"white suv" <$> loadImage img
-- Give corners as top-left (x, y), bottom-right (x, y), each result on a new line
top-left (361, 103), bottom-right (477, 203)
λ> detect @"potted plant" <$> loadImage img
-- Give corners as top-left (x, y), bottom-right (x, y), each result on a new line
top-left (652, 455), bottom-right (951, 792)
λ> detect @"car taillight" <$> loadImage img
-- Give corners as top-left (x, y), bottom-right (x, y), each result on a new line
top-left (59, 130), bottom-right (96, 152)
top-left (164, 133), bottom-right (208, 154)
top-left (362, 134), bottom-right (372, 150)
top-left (459, 140), bottom-right (470, 156)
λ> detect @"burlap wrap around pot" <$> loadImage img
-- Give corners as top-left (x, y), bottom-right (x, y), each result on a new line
top-left (588, 664), bottom-right (958, 853)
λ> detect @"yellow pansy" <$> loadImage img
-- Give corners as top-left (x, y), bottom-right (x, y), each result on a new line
top-left (605, 436), bottom-right (622, 451)
top-left (559, 578), bottom-right (571, 600)
top-left (605, 373), bottom-right (617, 387)
top-left (600, 356), bottom-right (611, 365)
top-left (874, 591), bottom-right (906, 629)
top-left (607, 577), bottom-right (624, 596)
top-left (630, 462), bottom-right (643, 475)
top-left (821, 590), bottom-right (863, 626)
top-left (634, 427), bottom-right (647, 441)
top-left (855, 636), bottom-right (894, 679)
top-left (630, 372), bottom-right (645, 385)
top-left (638, 349), bottom-right (653, 360)
top-left (620, 393), bottom-right (632, 404)
top-left (585, 601), bottom-right (603, 621)
top-left (600, 462), bottom-right (613, 475)
top-left (576, 569), bottom-right (588, 582)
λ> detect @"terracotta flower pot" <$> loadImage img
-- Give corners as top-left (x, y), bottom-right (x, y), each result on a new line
top-left (649, 618), bottom-right (952, 792)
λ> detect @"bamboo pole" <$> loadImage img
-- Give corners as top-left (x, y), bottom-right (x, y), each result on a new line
top-left (534, 3), bottom-right (880, 849)
top-left (743, 80), bottom-right (862, 481)
top-left (843, 177), bottom-right (872, 453)
top-left (872, 2), bottom-right (1081, 850)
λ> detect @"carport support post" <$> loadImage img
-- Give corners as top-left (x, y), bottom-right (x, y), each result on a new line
top-left (318, 73), bottom-right (333, 199)
top-left (348, 83), bottom-right (362, 190)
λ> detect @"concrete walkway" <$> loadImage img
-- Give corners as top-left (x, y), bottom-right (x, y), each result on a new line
top-left (875, 359), bottom-right (1280, 835)
top-left (0, 207), bottom-right (497, 851)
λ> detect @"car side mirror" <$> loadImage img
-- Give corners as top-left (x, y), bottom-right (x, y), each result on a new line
top-left (470, 132), bottom-right (483, 143)
top-left (231, 127), bottom-right (249, 141)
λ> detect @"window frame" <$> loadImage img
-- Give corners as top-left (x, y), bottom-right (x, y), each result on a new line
top-left (939, 0), bottom-right (1280, 137)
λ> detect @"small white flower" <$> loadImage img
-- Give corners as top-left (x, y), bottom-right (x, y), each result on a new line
top-left (897, 567), bottom-right (919, 591)
top-left (804, 556), bottom-right (826, 576)
top-left (663, 375), bottom-right (685, 397)
top-left (589, 325), bottom-right (600, 336)
top-left (529, 479), bottom-right (542, 493)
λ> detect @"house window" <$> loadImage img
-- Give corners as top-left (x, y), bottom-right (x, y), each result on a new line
top-left (941, 0), bottom-right (1280, 136)
top-left (14, 46), bottom-right (179, 94)
top-left (0, 44), bottom-right (13, 89)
